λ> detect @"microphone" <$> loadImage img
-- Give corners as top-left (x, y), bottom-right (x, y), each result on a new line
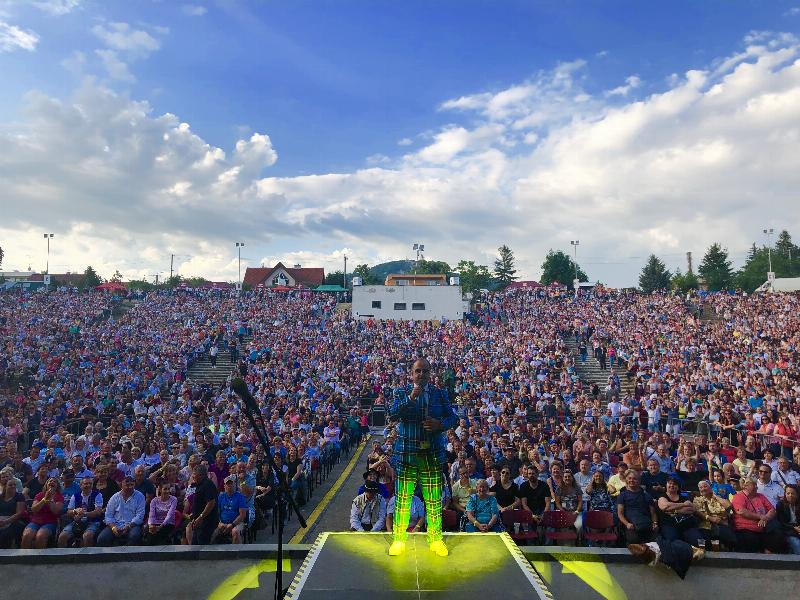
top-left (231, 377), bottom-right (260, 413)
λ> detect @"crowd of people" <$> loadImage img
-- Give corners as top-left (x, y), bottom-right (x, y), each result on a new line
top-left (1, 284), bottom-right (800, 555)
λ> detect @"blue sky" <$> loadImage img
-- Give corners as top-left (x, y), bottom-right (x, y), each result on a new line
top-left (2, 1), bottom-right (800, 285)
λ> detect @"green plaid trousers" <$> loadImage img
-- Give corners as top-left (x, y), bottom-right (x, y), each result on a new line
top-left (393, 452), bottom-right (443, 543)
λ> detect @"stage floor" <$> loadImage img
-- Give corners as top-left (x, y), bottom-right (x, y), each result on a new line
top-left (285, 532), bottom-right (553, 599)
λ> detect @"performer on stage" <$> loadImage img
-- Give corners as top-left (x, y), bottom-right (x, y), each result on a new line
top-left (388, 358), bottom-right (457, 557)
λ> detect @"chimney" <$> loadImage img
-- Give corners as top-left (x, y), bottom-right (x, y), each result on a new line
top-left (686, 251), bottom-right (693, 274)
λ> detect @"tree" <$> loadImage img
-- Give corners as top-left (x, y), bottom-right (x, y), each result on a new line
top-left (164, 275), bottom-right (182, 288)
top-left (184, 276), bottom-right (208, 288)
top-left (671, 268), bottom-right (699, 293)
top-left (82, 266), bottom-right (102, 289)
top-left (352, 264), bottom-right (380, 285)
top-left (540, 250), bottom-right (587, 289)
top-left (126, 278), bottom-right (156, 292)
top-left (493, 245), bottom-right (518, 287)
top-left (456, 260), bottom-right (492, 294)
top-left (414, 259), bottom-right (451, 276)
top-left (698, 243), bottom-right (734, 291)
top-left (639, 255), bottom-right (671, 294)
top-left (324, 270), bottom-right (346, 286)
top-left (0, 245), bottom-right (4, 269)
top-left (110, 270), bottom-right (123, 282)
top-left (775, 230), bottom-right (800, 277)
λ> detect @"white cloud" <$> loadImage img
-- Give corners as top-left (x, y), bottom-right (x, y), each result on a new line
top-left (95, 49), bottom-right (135, 82)
top-left (2, 33), bottom-right (800, 286)
top-left (91, 22), bottom-right (160, 56)
top-left (182, 4), bottom-right (208, 17)
top-left (0, 20), bottom-right (38, 52)
top-left (785, 7), bottom-right (800, 16)
top-left (397, 137), bottom-right (413, 146)
top-left (605, 74), bottom-right (642, 97)
top-left (32, 0), bottom-right (81, 15)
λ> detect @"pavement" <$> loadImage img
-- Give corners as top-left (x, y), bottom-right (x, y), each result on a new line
top-left (255, 432), bottom-right (379, 544)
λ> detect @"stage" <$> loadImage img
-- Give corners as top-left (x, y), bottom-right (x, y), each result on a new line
top-left (285, 532), bottom-right (553, 599)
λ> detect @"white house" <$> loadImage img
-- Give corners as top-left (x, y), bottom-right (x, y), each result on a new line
top-left (352, 283), bottom-right (464, 321)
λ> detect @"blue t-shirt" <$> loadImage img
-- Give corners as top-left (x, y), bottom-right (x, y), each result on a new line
top-left (217, 491), bottom-right (247, 524)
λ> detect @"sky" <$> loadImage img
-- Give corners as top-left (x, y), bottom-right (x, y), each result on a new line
top-left (1, 0), bottom-right (800, 287)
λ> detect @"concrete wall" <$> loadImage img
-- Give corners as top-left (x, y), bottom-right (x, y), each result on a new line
top-left (2, 544), bottom-right (798, 600)
top-left (352, 285), bottom-right (463, 321)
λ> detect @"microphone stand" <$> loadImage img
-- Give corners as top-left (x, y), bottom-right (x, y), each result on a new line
top-left (239, 399), bottom-right (307, 600)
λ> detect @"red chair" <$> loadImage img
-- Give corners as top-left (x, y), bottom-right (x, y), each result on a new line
top-left (542, 510), bottom-right (578, 545)
top-left (442, 509), bottom-right (460, 532)
top-left (501, 509), bottom-right (541, 544)
top-left (582, 510), bottom-right (618, 546)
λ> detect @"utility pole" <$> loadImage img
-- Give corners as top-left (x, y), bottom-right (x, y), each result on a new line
top-left (686, 251), bottom-right (693, 274)
top-left (43, 233), bottom-right (54, 273)
top-left (763, 228), bottom-right (775, 284)
top-left (343, 255), bottom-right (347, 289)
top-left (235, 243), bottom-right (245, 292)
top-left (169, 254), bottom-right (174, 281)
top-left (570, 240), bottom-right (580, 295)
top-left (153, 273), bottom-right (160, 285)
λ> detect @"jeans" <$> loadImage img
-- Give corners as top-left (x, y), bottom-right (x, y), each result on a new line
top-left (97, 524), bottom-right (142, 547)
top-left (787, 535), bottom-right (800, 555)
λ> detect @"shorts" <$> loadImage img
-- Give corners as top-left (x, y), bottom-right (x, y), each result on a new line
top-left (25, 523), bottom-right (57, 535)
top-left (64, 521), bottom-right (102, 536)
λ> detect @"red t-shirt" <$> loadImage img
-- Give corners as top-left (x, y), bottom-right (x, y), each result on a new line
top-left (31, 491), bottom-right (64, 525)
top-left (731, 491), bottom-right (773, 532)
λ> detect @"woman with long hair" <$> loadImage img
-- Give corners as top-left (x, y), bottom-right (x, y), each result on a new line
top-left (776, 484), bottom-right (800, 554)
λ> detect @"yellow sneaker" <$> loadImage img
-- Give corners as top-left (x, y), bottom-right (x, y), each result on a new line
top-left (388, 541), bottom-right (406, 556)
top-left (429, 539), bottom-right (449, 557)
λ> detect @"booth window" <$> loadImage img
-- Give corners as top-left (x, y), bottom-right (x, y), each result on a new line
top-left (412, 303), bottom-right (426, 310)
top-left (393, 303), bottom-right (407, 310)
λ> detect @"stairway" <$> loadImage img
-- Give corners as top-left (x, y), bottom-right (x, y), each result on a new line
top-left (563, 337), bottom-right (635, 400)
top-left (186, 344), bottom-right (242, 387)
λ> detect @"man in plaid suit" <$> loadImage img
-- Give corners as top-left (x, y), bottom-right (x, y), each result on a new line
top-left (388, 358), bottom-right (457, 557)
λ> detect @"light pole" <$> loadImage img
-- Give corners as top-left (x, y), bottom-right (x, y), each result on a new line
top-left (43, 233), bottom-right (54, 273)
top-left (570, 240), bottom-right (580, 294)
top-left (763, 228), bottom-right (774, 283)
top-left (235, 242), bottom-right (245, 291)
top-left (412, 243), bottom-right (425, 273)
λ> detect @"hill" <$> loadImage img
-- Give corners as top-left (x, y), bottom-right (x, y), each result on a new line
top-left (368, 260), bottom-right (415, 281)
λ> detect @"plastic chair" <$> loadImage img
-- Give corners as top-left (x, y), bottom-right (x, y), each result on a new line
top-left (582, 510), bottom-right (618, 546)
top-left (501, 509), bottom-right (541, 544)
top-left (542, 510), bottom-right (578, 544)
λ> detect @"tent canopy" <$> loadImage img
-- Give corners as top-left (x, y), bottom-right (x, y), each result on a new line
top-left (314, 284), bottom-right (347, 292)
top-left (96, 281), bottom-right (126, 292)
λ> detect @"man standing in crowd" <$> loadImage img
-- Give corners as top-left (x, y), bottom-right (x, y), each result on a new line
top-left (388, 358), bottom-right (457, 557)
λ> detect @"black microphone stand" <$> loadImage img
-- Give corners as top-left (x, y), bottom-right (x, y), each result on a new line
top-left (239, 398), bottom-right (307, 600)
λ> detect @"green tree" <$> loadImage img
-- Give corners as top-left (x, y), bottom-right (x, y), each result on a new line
top-left (0, 245), bottom-right (4, 269)
top-left (671, 268), bottom-right (699, 293)
top-left (775, 230), bottom-right (799, 277)
top-left (735, 243), bottom-right (797, 292)
top-left (163, 275), bottom-right (182, 288)
top-left (126, 278), bottom-right (156, 292)
top-left (698, 243), bottom-right (734, 291)
top-left (414, 259), bottom-right (451, 276)
top-left (184, 276), bottom-right (208, 288)
top-left (493, 245), bottom-right (518, 287)
top-left (324, 270), bottom-right (346, 286)
top-left (456, 260), bottom-right (492, 294)
top-left (639, 255), bottom-right (671, 294)
top-left (540, 250), bottom-right (587, 289)
top-left (352, 264), bottom-right (380, 285)
top-left (82, 266), bottom-right (102, 289)
top-left (110, 270), bottom-right (123, 282)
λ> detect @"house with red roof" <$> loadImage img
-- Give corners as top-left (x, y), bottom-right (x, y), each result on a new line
top-left (243, 263), bottom-right (325, 289)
